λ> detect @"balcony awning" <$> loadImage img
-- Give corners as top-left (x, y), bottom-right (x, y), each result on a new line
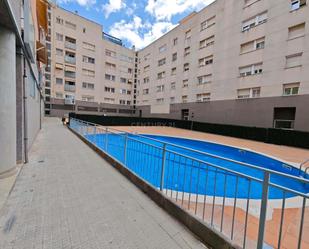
top-left (36, 0), bottom-right (48, 33)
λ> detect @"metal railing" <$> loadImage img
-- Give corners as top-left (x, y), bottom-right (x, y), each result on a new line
top-left (70, 118), bottom-right (309, 249)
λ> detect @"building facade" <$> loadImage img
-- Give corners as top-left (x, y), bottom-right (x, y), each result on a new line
top-left (47, 0), bottom-right (309, 131)
top-left (0, 0), bottom-right (47, 176)
top-left (46, 6), bottom-right (136, 117)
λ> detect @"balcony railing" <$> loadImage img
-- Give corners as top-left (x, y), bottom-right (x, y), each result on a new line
top-left (64, 84), bottom-right (76, 92)
top-left (65, 41), bottom-right (76, 50)
top-left (65, 56), bottom-right (76, 64)
top-left (64, 98), bottom-right (75, 105)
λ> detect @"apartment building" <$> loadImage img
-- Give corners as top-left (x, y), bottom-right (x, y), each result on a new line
top-left (137, 0), bottom-right (309, 131)
top-left (0, 0), bottom-right (48, 176)
top-left (46, 6), bottom-right (136, 117)
top-left (47, 0), bottom-right (309, 131)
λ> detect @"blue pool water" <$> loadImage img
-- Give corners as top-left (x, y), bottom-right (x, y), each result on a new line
top-left (85, 133), bottom-right (309, 200)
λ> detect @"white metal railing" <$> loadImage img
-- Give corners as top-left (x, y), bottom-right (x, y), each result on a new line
top-left (69, 118), bottom-right (309, 249)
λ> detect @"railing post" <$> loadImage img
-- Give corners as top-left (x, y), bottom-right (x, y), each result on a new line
top-left (160, 143), bottom-right (167, 192)
top-left (257, 171), bottom-right (270, 249)
top-left (105, 127), bottom-right (108, 152)
top-left (124, 132), bottom-right (128, 165)
top-left (94, 125), bottom-right (97, 145)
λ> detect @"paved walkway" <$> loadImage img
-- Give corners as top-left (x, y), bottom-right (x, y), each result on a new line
top-left (0, 118), bottom-right (206, 249)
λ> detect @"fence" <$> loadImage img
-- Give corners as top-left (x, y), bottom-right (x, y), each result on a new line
top-left (70, 118), bottom-right (309, 249)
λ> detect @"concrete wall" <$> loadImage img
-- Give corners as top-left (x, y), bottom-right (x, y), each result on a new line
top-left (137, 94), bottom-right (309, 131)
top-left (0, 27), bottom-right (16, 175)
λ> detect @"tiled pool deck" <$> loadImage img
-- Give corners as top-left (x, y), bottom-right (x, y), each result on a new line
top-left (111, 126), bottom-right (309, 249)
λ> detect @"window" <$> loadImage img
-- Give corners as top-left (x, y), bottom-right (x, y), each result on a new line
top-left (201, 16), bottom-right (216, 31)
top-left (83, 28), bottom-right (86, 33)
top-left (199, 55), bottom-right (213, 67)
top-left (242, 12), bottom-right (267, 31)
top-left (82, 69), bottom-right (95, 77)
top-left (182, 95), bottom-right (188, 103)
top-left (286, 53), bottom-right (302, 68)
top-left (119, 100), bottom-right (126, 105)
top-left (104, 97), bottom-right (115, 103)
top-left (158, 58), bottom-right (166, 66)
top-left (159, 44), bottom-right (167, 53)
top-left (143, 77), bottom-right (149, 84)
top-left (56, 78), bottom-right (63, 84)
top-left (156, 85), bottom-right (164, 92)
top-left (83, 42), bottom-right (95, 51)
top-left (198, 74), bottom-right (212, 85)
top-left (239, 63), bottom-right (263, 76)
top-left (105, 49), bottom-right (116, 57)
top-left (182, 80), bottom-right (189, 88)
top-left (199, 35), bottom-right (215, 49)
top-left (171, 67), bottom-right (176, 75)
top-left (56, 48), bottom-right (63, 56)
top-left (273, 107), bottom-right (296, 129)
top-left (143, 89), bottom-right (149, 95)
top-left (183, 63), bottom-right (190, 72)
top-left (172, 52), bottom-right (177, 61)
top-left (65, 21), bottom-right (76, 30)
top-left (82, 82), bottom-right (94, 89)
top-left (291, 0), bottom-right (306, 11)
top-left (144, 53), bottom-right (150, 61)
top-left (170, 97), bottom-right (175, 103)
top-left (55, 92), bottom-right (63, 98)
top-left (171, 82), bottom-right (176, 90)
top-left (120, 89), bottom-right (127, 94)
top-left (157, 71), bottom-right (165, 79)
top-left (184, 47), bottom-right (190, 56)
top-left (105, 74), bottom-right (115, 81)
top-left (81, 95), bottom-right (94, 102)
top-left (288, 23), bottom-right (306, 39)
top-left (173, 38), bottom-right (178, 45)
top-left (120, 77), bottom-right (127, 84)
top-left (240, 37), bottom-right (265, 53)
top-left (128, 68), bottom-right (132, 74)
top-left (105, 87), bottom-right (115, 93)
top-left (56, 17), bottom-right (63, 25)
top-left (156, 98), bottom-right (164, 103)
top-left (244, 0), bottom-right (260, 7)
top-left (56, 33), bottom-right (63, 41)
top-left (197, 93), bottom-right (211, 102)
top-left (185, 30), bottom-right (191, 42)
top-left (120, 54), bottom-right (133, 63)
top-left (82, 56), bottom-right (95, 64)
top-left (105, 62), bottom-right (116, 70)
top-left (144, 65), bottom-right (150, 72)
top-left (283, 83), bottom-right (300, 96)
top-left (237, 87), bottom-right (261, 99)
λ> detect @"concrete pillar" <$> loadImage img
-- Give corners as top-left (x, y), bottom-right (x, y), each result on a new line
top-left (0, 27), bottom-right (17, 176)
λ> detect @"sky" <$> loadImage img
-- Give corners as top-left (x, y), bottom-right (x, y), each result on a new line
top-left (56, 0), bottom-right (216, 49)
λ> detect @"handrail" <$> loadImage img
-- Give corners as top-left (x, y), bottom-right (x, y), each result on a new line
top-left (300, 159), bottom-right (309, 172)
top-left (71, 118), bottom-right (309, 184)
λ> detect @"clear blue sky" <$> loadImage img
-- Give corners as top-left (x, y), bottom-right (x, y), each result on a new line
top-left (56, 0), bottom-right (215, 49)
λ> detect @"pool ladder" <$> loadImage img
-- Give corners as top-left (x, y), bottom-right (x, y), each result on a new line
top-left (299, 159), bottom-right (309, 176)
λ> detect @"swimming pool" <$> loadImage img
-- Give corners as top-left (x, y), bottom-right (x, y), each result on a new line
top-left (85, 133), bottom-right (309, 200)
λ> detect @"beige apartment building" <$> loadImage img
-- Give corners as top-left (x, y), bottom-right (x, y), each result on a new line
top-left (47, 0), bottom-right (309, 131)
top-left (46, 5), bottom-right (136, 117)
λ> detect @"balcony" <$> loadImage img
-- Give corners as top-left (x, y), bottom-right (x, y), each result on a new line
top-left (65, 41), bottom-right (76, 50)
top-left (64, 84), bottom-right (76, 92)
top-left (64, 97), bottom-right (75, 105)
top-left (64, 71), bottom-right (76, 79)
top-left (65, 56), bottom-right (76, 65)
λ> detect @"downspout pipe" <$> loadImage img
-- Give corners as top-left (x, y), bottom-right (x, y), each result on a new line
top-left (22, 54), bottom-right (28, 163)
